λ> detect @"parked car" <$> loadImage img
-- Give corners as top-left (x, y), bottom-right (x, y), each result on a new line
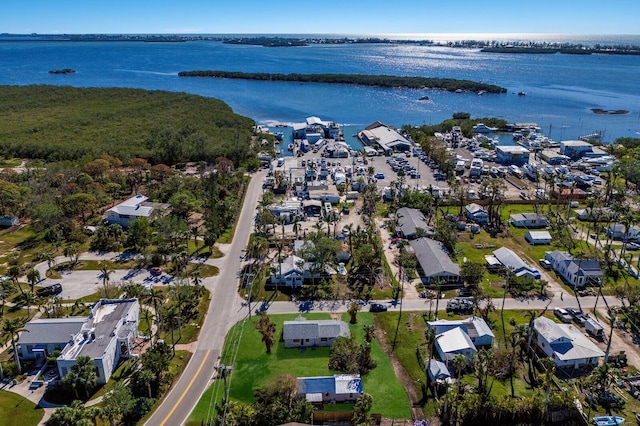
top-left (374, 173), bottom-right (385, 179)
top-left (369, 303), bottom-right (388, 312)
top-left (625, 242), bottom-right (640, 251)
top-left (554, 308), bottom-right (573, 323)
top-left (566, 307), bottom-right (587, 325)
top-left (539, 259), bottom-right (552, 270)
top-left (36, 283), bottom-right (62, 297)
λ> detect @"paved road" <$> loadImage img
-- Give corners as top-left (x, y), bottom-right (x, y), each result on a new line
top-left (145, 169), bottom-right (267, 426)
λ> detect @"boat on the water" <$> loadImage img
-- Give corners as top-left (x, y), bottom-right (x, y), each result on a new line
top-left (592, 416), bottom-right (625, 425)
top-left (473, 123), bottom-right (498, 133)
top-left (418, 95), bottom-right (430, 101)
top-left (518, 91), bottom-right (527, 96)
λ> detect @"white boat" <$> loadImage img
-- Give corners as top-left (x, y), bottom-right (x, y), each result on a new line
top-left (592, 416), bottom-right (625, 425)
top-left (509, 165), bottom-right (523, 178)
top-left (524, 163), bottom-right (538, 180)
top-left (473, 123), bottom-right (498, 133)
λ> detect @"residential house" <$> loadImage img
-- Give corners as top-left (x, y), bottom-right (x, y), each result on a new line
top-left (525, 230), bottom-right (552, 246)
top-left (428, 360), bottom-right (453, 383)
top-left (495, 145), bottom-right (530, 166)
top-left (533, 316), bottom-right (604, 369)
top-left (433, 327), bottom-right (477, 363)
top-left (396, 207), bottom-right (434, 240)
top-left (357, 121), bottom-right (413, 154)
top-left (489, 247), bottom-right (541, 279)
top-left (574, 207), bottom-right (612, 222)
top-left (20, 299), bottom-right (141, 385)
top-left (104, 195), bottom-right (169, 228)
top-left (545, 250), bottom-right (603, 288)
top-left (270, 255), bottom-right (336, 287)
top-left (509, 213), bottom-right (548, 228)
top-left (282, 317), bottom-right (350, 348)
top-left (607, 223), bottom-right (640, 241)
top-left (297, 374), bottom-right (363, 403)
top-left (428, 317), bottom-right (495, 348)
top-left (465, 203), bottom-right (489, 225)
top-left (267, 199), bottom-right (304, 224)
top-left (409, 238), bottom-right (460, 284)
top-left (18, 318), bottom-right (87, 363)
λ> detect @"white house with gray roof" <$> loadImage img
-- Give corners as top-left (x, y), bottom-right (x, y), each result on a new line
top-left (18, 317), bottom-right (87, 363)
top-left (509, 213), bottom-right (548, 228)
top-left (534, 316), bottom-right (604, 369)
top-left (465, 203), bottom-right (488, 224)
top-left (54, 299), bottom-right (139, 384)
top-left (283, 317), bottom-right (350, 348)
top-left (545, 250), bottom-right (603, 288)
top-left (410, 238), bottom-right (460, 284)
top-left (104, 194), bottom-right (169, 228)
top-left (428, 317), bottom-right (495, 348)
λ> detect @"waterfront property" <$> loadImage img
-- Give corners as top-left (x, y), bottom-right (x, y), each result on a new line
top-left (545, 251), bottom-right (603, 288)
top-left (292, 116), bottom-right (341, 142)
top-left (533, 316), bottom-right (604, 369)
top-left (282, 317), bottom-right (350, 348)
top-left (409, 237), bottom-right (460, 284)
top-left (357, 121), bottom-right (412, 154)
top-left (559, 140), bottom-right (596, 160)
top-left (396, 207), bottom-right (434, 240)
top-left (495, 145), bottom-right (530, 166)
top-left (104, 194), bottom-right (169, 228)
top-left (297, 374), bottom-right (363, 403)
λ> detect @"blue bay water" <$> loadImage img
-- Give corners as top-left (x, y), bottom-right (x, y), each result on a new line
top-left (1, 37), bottom-right (640, 142)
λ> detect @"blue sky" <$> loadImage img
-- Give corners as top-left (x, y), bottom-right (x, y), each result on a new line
top-left (2, 0), bottom-right (639, 35)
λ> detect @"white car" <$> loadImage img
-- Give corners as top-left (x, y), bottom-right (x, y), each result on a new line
top-left (625, 242), bottom-right (640, 251)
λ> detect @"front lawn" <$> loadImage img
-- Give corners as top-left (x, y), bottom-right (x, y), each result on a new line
top-left (0, 390), bottom-right (44, 426)
top-left (187, 312), bottom-right (411, 425)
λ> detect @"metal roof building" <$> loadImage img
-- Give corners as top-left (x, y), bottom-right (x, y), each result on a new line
top-left (410, 237), bottom-right (460, 284)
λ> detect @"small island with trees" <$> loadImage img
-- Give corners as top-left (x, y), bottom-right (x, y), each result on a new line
top-left (48, 68), bottom-right (76, 74)
top-left (178, 70), bottom-right (507, 93)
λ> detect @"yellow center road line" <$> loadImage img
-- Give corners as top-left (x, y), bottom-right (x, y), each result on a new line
top-left (160, 349), bottom-right (211, 426)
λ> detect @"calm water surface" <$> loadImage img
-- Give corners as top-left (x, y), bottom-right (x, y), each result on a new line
top-left (1, 38), bottom-right (639, 141)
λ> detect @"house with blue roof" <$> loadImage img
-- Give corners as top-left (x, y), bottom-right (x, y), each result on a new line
top-left (297, 374), bottom-right (363, 403)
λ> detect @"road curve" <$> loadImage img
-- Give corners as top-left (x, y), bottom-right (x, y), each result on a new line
top-left (145, 169), bottom-right (267, 426)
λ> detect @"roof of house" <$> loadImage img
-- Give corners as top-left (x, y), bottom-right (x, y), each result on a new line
top-left (465, 203), bottom-right (487, 215)
top-left (19, 318), bottom-right (86, 346)
top-left (534, 317), bottom-right (604, 361)
top-left (510, 213), bottom-right (547, 223)
top-left (396, 207), bottom-right (432, 237)
top-left (283, 317), bottom-right (350, 341)
top-left (410, 238), bottom-right (460, 278)
top-left (561, 140), bottom-right (593, 148)
top-left (526, 230), bottom-right (552, 240)
top-left (436, 327), bottom-right (477, 357)
top-left (428, 317), bottom-right (494, 341)
top-left (106, 194), bottom-right (154, 218)
top-left (547, 251), bottom-right (602, 277)
top-left (297, 374), bottom-right (362, 395)
top-left (279, 255), bottom-right (306, 276)
top-left (428, 359), bottom-right (452, 382)
top-left (59, 299), bottom-right (138, 360)
top-left (493, 247), bottom-right (527, 271)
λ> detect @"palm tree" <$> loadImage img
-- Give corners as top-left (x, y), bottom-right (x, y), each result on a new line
top-left (255, 312), bottom-right (276, 354)
top-left (0, 280), bottom-right (15, 317)
top-left (163, 306), bottom-right (179, 354)
top-left (2, 318), bottom-right (27, 373)
top-left (20, 291), bottom-right (37, 317)
top-left (100, 263), bottom-right (114, 298)
top-left (540, 357), bottom-right (556, 421)
top-left (71, 356), bottom-right (98, 400)
top-left (451, 354), bottom-right (467, 424)
top-left (190, 269), bottom-right (202, 287)
top-left (7, 265), bottom-right (24, 296)
top-left (144, 288), bottom-right (164, 336)
top-left (26, 268), bottom-right (41, 294)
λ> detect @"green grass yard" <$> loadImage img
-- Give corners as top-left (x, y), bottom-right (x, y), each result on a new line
top-left (187, 312), bottom-right (411, 425)
top-left (0, 390), bottom-right (44, 426)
